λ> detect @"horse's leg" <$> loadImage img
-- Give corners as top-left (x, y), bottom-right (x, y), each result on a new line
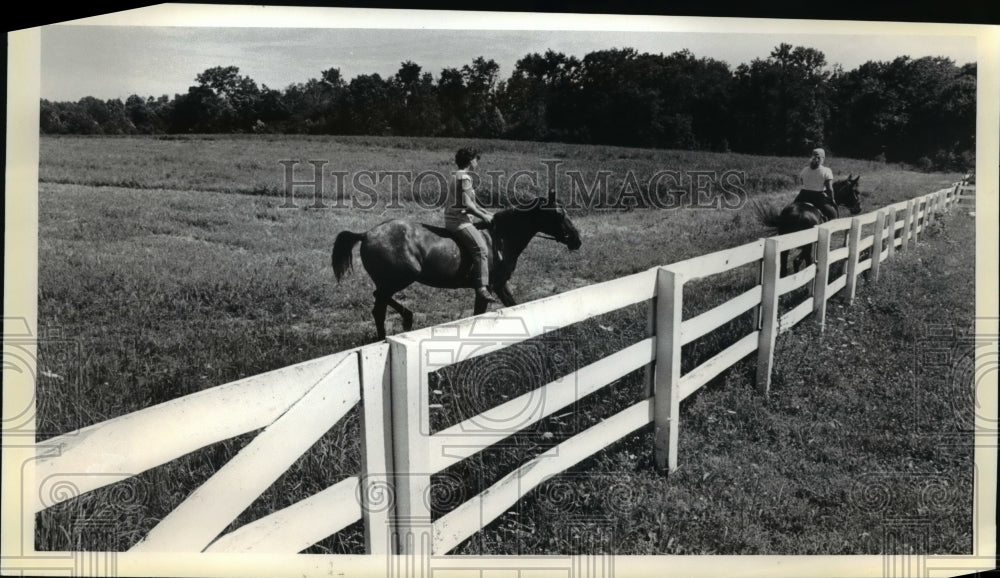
top-left (372, 284), bottom-right (415, 337)
top-left (496, 283), bottom-right (517, 307)
top-left (372, 294), bottom-right (389, 340)
top-left (792, 248), bottom-right (807, 273)
top-left (386, 296), bottom-right (414, 331)
top-left (804, 244), bottom-right (817, 296)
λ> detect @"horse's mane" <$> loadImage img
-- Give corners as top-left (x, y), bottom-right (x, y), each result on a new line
top-left (832, 177), bottom-right (862, 203)
top-left (494, 197), bottom-right (544, 225)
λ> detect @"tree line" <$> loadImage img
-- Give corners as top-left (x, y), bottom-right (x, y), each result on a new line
top-left (39, 43), bottom-right (976, 170)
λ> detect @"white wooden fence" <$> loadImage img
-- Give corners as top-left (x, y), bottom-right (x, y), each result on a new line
top-left (34, 182), bottom-right (970, 556)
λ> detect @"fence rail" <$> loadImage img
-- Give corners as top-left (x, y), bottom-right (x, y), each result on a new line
top-left (34, 182), bottom-right (969, 556)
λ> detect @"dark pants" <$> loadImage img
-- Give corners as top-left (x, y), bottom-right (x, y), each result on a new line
top-left (795, 189), bottom-right (838, 221)
top-left (452, 225), bottom-right (490, 287)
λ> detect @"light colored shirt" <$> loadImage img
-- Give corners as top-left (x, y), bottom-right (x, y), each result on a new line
top-left (445, 170), bottom-right (475, 229)
top-left (799, 165), bottom-right (834, 192)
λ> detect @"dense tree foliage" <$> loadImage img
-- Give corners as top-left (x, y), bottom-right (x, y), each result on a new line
top-left (731, 44), bottom-right (832, 155)
top-left (40, 45), bottom-right (976, 169)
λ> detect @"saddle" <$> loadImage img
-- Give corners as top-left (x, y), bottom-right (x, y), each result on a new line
top-left (422, 222), bottom-right (505, 282)
top-left (793, 190), bottom-right (838, 221)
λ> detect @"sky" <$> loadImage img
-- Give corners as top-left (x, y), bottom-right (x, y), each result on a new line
top-left (38, 8), bottom-right (980, 102)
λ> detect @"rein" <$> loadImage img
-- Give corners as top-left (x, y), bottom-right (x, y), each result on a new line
top-left (828, 199), bottom-right (842, 220)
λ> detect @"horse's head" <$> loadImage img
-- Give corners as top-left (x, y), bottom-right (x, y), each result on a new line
top-left (535, 190), bottom-right (582, 250)
top-left (494, 190), bottom-right (582, 250)
top-left (834, 174), bottom-right (863, 215)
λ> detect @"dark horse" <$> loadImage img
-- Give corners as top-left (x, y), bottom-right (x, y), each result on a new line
top-left (332, 190), bottom-right (582, 339)
top-left (756, 175), bottom-right (864, 274)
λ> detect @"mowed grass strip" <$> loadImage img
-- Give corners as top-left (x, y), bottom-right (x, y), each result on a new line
top-left (40, 134), bottom-right (958, 209)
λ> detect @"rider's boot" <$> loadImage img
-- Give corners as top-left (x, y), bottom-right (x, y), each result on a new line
top-left (475, 286), bottom-right (497, 303)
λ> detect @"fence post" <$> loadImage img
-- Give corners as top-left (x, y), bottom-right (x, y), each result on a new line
top-left (643, 294), bottom-right (657, 398)
top-left (755, 238), bottom-right (780, 394)
top-left (886, 207), bottom-right (897, 260)
top-left (901, 200), bottom-right (913, 252)
top-left (912, 198), bottom-right (923, 244)
top-left (752, 260), bottom-right (764, 330)
top-left (845, 217), bottom-right (862, 304)
top-left (653, 267), bottom-right (683, 473)
top-left (871, 211), bottom-right (886, 282)
top-left (813, 226), bottom-right (832, 330)
top-left (358, 345), bottom-right (395, 556)
top-left (960, 185), bottom-right (974, 206)
top-left (387, 336), bottom-right (433, 557)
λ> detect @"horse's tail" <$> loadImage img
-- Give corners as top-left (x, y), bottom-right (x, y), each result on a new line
top-left (332, 231), bottom-right (365, 282)
top-left (750, 199), bottom-right (786, 231)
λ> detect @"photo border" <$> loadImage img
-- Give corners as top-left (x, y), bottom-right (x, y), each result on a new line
top-left (4, 5), bottom-right (997, 577)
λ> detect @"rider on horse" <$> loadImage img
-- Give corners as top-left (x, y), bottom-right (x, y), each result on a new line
top-left (446, 147), bottom-right (496, 303)
top-left (796, 148), bottom-right (837, 222)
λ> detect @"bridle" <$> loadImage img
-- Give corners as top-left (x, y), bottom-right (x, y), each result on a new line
top-left (533, 206), bottom-right (572, 244)
top-left (831, 182), bottom-right (861, 219)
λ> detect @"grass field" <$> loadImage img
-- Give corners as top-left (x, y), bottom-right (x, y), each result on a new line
top-left (34, 134), bottom-right (973, 554)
